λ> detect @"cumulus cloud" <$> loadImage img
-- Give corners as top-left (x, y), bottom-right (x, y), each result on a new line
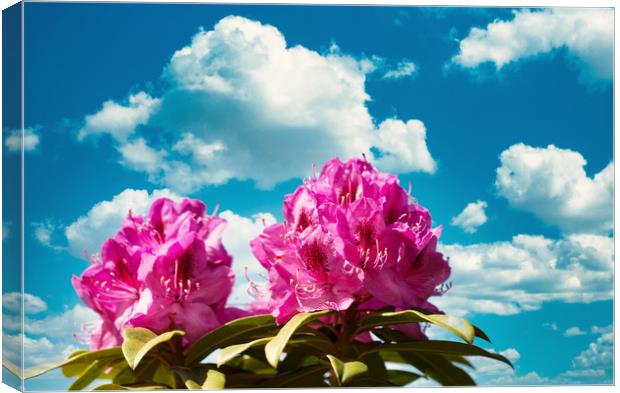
top-left (3, 292), bottom-right (47, 314)
top-left (78, 16), bottom-right (437, 193)
top-left (117, 138), bottom-right (167, 175)
top-left (564, 327), bottom-right (587, 337)
top-left (65, 188), bottom-right (182, 258)
top-left (24, 304), bottom-right (97, 338)
top-left (451, 200), bottom-right (488, 233)
top-left (591, 325), bottom-right (612, 335)
top-left (382, 59), bottom-right (417, 79)
top-left (33, 221), bottom-right (65, 252)
top-left (218, 210), bottom-right (277, 305)
top-left (78, 92), bottom-right (160, 142)
top-left (4, 128), bottom-right (40, 153)
top-left (3, 305), bottom-right (97, 368)
top-left (572, 330), bottom-right (613, 369)
top-left (437, 233), bottom-right (613, 317)
top-left (495, 144), bottom-right (612, 235)
top-left (451, 8), bottom-right (613, 83)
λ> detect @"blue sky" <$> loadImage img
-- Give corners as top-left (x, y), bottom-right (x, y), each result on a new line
top-left (2, 3), bottom-right (613, 389)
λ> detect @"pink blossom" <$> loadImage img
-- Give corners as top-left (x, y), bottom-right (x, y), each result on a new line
top-left (251, 158), bottom-right (451, 336)
top-left (73, 197), bottom-right (235, 349)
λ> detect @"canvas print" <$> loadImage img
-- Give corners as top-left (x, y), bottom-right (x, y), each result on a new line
top-left (1, 2), bottom-right (614, 391)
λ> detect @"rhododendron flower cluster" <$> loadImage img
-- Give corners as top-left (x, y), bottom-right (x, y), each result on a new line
top-left (73, 198), bottom-right (236, 349)
top-left (250, 158), bottom-right (451, 334)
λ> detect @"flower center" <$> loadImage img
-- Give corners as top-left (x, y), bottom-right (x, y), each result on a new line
top-left (296, 209), bottom-right (311, 232)
top-left (161, 257), bottom-right (200, 302)
top-left (357, 220), bottom-right (376, 250)
top-left (302, 242), bottom-right (330, 272)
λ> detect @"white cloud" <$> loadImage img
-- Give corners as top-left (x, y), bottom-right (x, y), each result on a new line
top-left (3, 292), bottom-right (47, 314)
top-left (3, 305), bottom-right (98, 368)
top-left (543, 322), bottom-right (558, 331)
top-left (218, 210), bottom-right (276, 306)
top-left (382, 59), bottom-right (417, 79)
top-left (591, 325), bottom-right (612, 335)
top-left (78, 92), bottom-right (160, 142)
top-left (451, 8), bottom-right (613, 83)
top-left (437, 233), bottom-right (613, 317)
top-left (560, 369), bottom-right (605, 378)
top-left (564, 326), bottom-right (586, 337)
top-left (451, 200), bottom-right (488, 233)
top-left (4, 128), bottom-right (40, 153)
top-left (33, 221), bottom-right (64, 252)
top-left (572, 331), bottom-right (613, 369)
top-left (373, 119), bottom-right (436, 174)
top-left (495, 144), bottom-right (612, 235)
top-left (78, 16), bottom-right (437, 193)
top-left (24, 304), bottom-right (97, 338)
top-left (118, 138), bottom-right (167, 175)
top-left (65, 188), bottom-right (182, 258)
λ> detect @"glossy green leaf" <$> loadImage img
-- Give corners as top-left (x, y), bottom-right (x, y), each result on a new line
top-left (24, 348), bottom-right (123, 379)
top-left (91, 383), bottom-right (169, 390)
top-left (183, 369), bottom-right (226, 390)
top-left (474, 325), bottom-right (491, 343)
top-left (363, 340), bottom-right (512, 368)
top-left (68, 360), bottom-right (107, 391)
top-left (264, 310), bottom-right (333, 368)
top-left (112, 365), bottom-right (135, 386)
top-left (217, 337), bottom-right (273, 367)
top-left (223, 373), bottom-right (273, 388)
top-left (261, 365), bottom-right (329, 388)
top-left (278, 351), bottom-right (321, 373)
top-left (358, 310), bottom-right (475, 344)
top-left (202, 370), bottom-right (226, 390)
top-left (185, 314), bottom-right (277, 366)
top-left (386, 369), bottom-right (421, 386)
top-left (286, 336), bottom-right (339, 357)
top-left (400, 351), bottom-right (475, 386)
top-left (151, 363), bottom-right (177, 389)
top-left (122, 328), bottom-right (184, 370)
top-left (326, 355), bottom-right (368, 386)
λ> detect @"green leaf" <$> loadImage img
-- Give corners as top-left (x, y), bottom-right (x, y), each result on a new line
top-left (217, 337), bottom-right (273, 367)
top-left (24, 348), bottom-right (123, 379)
top-left (183, 369), bottom-right (226, 390)
top-left (261, 365), bottom-right (329, 388)
top-left (363, 340), bottom-right (512, 368)
top-left (151, 363), bottom-right (177, 388)
top-left (224, 354), bottom-right (275, 375)
top-left (122, 328), bottom-right (184, 370)
top-left (326, 355), bottom-right (368, 386)
top-left (112, 365), bottom-right (135, 386)
top-left (91, 383), bottom-right (169, 390)
top-left (185, 314), bottom-right (277, 366)
top-left (386, 369), bottom-right (421, 386)
top-left (474, 325), bottom-right (491, 343)
top-left (202, 370), bottom-right (226, 390)
top-left (223, 373), bottom-right (273, 388)
top-left (399, 352), bottom-right (475, 386)
top-left (444, 355), bottom-right (475, 369)
top-left (278, 351), bottom-right (321, 373)
top-left (264, 310), bottom-right (333, 368)
top-left (326, 355), bottom-right (344, 386)
top-left (358, 310), bottom-right (475, 344)
top-left (286, 336), bottom-right (339, 357)
top-left (68, 360), bottom-right (107, 391)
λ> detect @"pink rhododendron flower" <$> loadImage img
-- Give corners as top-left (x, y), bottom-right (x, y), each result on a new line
top-left (251, 157), bottom-right (451, 337)
top-left (73, 197), bottom-right (235, 349)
